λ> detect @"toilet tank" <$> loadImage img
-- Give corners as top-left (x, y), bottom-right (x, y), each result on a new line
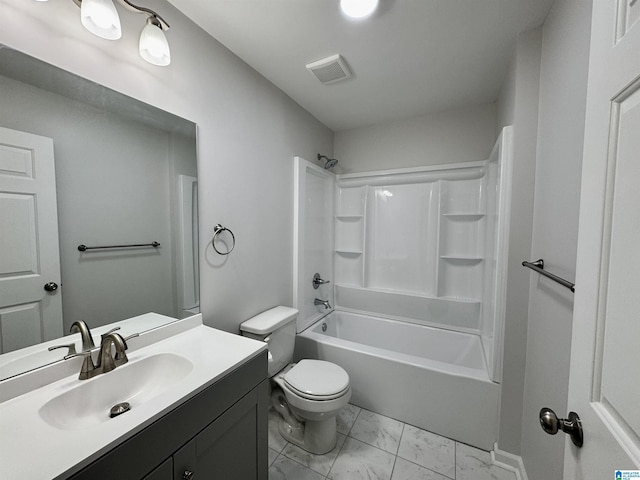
top-left (240, 306), bottom-right (298, 377)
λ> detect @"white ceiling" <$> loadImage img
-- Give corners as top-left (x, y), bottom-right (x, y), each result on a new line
top-left (168, 0), bottom-right (554, 132)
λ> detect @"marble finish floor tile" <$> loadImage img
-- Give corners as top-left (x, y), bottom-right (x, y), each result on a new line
top-left (397, 424), bottom-right (455, 479)
top-left (281, 433), bottom-right (346, 476)
top-left (391, 458), bottom-right (453, 480)
top-left (456, 443), bottom-right (517, 480)
top-left (269, 455), bottom-right (326, 480)
top-left (337, 403), bottom-right (361, 435)
top-left (328, 437), bottom-right (395, 480)
top-left (268, 410), bottom-right (288, 453)
top-left (268, 404), bottom-right (515, 480)
top-left (268, 448), bottom-right (280, 467)
top-left (349, 408), bottom-right (404, 454)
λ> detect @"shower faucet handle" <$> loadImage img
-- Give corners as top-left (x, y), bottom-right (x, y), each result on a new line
top-left (312, 273), bottom-right (331, 289)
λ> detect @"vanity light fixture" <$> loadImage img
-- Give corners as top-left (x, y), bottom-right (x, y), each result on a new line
top-left (340, 0), bottom-right (379, 19)
top-left (79, 0), bottom-right (122, 40)
top-left (138, 15), bottom-right (171, 66)
top-left (36, 0), bottom-right (171, 66)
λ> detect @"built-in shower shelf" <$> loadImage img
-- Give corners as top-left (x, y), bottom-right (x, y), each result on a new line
top-left (439, 256), bottom-right (484, 264)
top-left (336, 215), bottom-right (363, 221)
top-left (441, 213), bottom-right (486, 220)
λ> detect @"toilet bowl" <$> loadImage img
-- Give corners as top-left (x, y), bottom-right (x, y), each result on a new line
top-left (272, 360), bottom-right (351, 453)
top-left (240, 306), bottom-right (351, 454)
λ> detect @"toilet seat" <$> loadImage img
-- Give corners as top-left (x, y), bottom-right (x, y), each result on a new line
top-left (283, 359), bottom-right (350, 401)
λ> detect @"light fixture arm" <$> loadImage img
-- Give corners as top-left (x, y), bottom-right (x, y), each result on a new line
top-left (117, 0), bottom-right (169, 30)
top-left (72, 0), bottom-right (169, 30)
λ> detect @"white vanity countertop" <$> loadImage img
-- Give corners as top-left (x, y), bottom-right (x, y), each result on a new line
top-left (0, 316), bottom-right (266, 479)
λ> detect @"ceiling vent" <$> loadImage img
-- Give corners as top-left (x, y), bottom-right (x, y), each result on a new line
top-left (306, 54), bottom-right (352, 85)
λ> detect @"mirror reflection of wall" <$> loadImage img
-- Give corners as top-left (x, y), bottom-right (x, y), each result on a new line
top-left (0, 48), bottom-right (198, 353)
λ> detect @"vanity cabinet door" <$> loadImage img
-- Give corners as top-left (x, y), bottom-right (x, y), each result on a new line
top-left (173, 386), bottom-right (265, 480)
top-left (144, 458), bottom-right (173, 480)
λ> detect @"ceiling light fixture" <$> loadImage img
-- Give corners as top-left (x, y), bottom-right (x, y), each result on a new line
top-left (36, 0), bottom-right (171, 66)
top-left (340, 0), bottom-right (379, 19)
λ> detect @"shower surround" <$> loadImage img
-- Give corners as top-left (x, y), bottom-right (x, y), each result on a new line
top-left (293, 127), bottom-right (513, 449)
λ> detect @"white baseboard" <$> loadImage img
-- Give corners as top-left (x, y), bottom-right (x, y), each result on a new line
top-left (492, 442), bottom-right (529, 480)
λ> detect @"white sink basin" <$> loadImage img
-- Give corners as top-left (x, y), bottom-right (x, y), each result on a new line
top-left (0, 316), bottom-right (267, 480)
top-left (39, 353), bottom-right (193, 430)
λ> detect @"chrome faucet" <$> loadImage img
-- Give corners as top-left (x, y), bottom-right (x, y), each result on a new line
top-left (314, 298), bottom-right (332, 309)
top-left (70, 320), bottom-right (95, 351)
top-left (72, 332), bottom-right (130, 380)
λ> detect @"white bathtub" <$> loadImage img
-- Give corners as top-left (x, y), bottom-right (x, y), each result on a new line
top-left (294, 310), bottom-right (500, 450)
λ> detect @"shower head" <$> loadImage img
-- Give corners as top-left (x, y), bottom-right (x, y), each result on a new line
top-left (317, 154), bottom-right (338, 170)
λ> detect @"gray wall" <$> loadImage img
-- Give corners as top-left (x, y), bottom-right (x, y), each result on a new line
top-left (0, 74), bottom-right (179, 330)
top-left (521, 0), bottom-right (591, 478)
top-left (495, 0), bottom-right (592, 477)
top-left (494, 27), bottom-right (542, 456)
top-left (0, 0), bottom-right (333, 333)
top-left (334, 103), bottom-right (496, 172)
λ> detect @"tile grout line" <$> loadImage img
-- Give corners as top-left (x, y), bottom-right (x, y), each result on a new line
top-left (454, 440), bottom-right (457, 479)
top-left (387, 421), bottom-right (406, 480)
top-left (324, 406), bottom-right (364, 479)
top-left (388, 422), bottom-right (401, 480)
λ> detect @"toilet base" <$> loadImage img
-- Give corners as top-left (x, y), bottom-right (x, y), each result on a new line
top-left (271, 387), bottom-right (338, 455)
top-left (278, 416), bottom-right (338, 455)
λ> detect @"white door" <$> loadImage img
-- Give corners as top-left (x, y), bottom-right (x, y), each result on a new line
top-left (0, 127), bottom-right (63, 353)
top-left (564, 0), bottom-right (640, 477)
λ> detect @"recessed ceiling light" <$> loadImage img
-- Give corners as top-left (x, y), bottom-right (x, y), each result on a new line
top-left (340, 0), bottom-right (379, 19)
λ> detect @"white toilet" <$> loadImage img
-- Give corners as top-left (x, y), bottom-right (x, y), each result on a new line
top-left (240, 306), bottom-right (351, 454)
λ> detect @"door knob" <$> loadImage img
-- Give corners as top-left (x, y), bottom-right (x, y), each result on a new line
top-left (182, 470), bottom-right (195, 480)
top-left (539, 407), bottom-right (583, 447)
top-left (44, 282), bottom-right (58, 292)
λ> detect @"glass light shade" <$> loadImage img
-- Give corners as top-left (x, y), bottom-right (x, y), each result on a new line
top-left (340, 0), bottom-right (379, 18)
top-left (139, 20), bottom-right (171, 66)
top-left (80, 0), bottom-right (122, 40)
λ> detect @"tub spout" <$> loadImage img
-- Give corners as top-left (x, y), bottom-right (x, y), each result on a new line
top-left (314, 298), bottom-right (331, 309)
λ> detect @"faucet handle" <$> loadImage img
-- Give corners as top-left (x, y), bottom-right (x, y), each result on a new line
top-left (101, 326), bottom-right (121, 341)
top-left (123, 333), bottom-right (139, 343)
top-left (64, 350), bottom-right (98, 380)
top-left (48, 342), bottom-right (77, 356)
top-left (114, 333), bottom-right (139, 364)
top-left (103, 332), bottom-right (130, 368)
top-left (312, 273), bottom-right (331, 289)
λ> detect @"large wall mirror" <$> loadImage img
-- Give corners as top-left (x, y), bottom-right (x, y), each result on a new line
top-left (0, 45), bottom-right (200, 367)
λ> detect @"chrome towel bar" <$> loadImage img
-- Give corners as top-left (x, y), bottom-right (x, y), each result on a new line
top-left (522, 259), bottom-right (575, 292)
top-left (78, 241), bottom-right (160, 252)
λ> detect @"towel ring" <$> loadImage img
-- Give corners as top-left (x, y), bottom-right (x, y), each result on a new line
top-left (212, 224), bottom-right (235, 255)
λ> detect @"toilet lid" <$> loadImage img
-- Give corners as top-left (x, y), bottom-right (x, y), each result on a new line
top-left (283, 359), bottom-right (350, 399)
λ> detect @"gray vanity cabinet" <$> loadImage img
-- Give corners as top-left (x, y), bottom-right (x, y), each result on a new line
top-left (68, 351), bottom-right (268, 480)
top-left (143, 459), bottom-right (173, 480)
top-left (172, 388), bottom-right (261, 479)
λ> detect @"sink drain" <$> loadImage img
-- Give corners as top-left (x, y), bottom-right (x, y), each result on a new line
top-left (110, 402), bottom-right (131, 418)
